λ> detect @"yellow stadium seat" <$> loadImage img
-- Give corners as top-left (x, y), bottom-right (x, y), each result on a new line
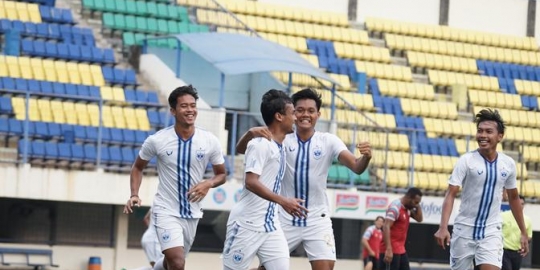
top-left (112, 87), bottom-right (126, 102)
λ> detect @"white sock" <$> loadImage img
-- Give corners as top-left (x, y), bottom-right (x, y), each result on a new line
top-left (153, 258), bottom-right (166, 270)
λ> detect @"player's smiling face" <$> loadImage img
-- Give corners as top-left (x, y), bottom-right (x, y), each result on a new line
top-left (476, 120), bottom-right (502, 152)
top-left (172, 94), bottom-right (197, 127)
top-left (294, 98), bottom-right (320, 131)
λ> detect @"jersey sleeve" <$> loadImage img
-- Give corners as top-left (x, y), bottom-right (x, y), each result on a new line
top-left (504, 159), bottom-right (517, 189)
top-left (329, 133), bottom-right (349, 159)
top-left (385, 203), bottom-right (400, 221)
top-left (209, 134), bottom-right (225, 165)
top-left (244, 138), bottom-right (268, 176)
top-left (139, 135), bottom-right (157, 161)
top-left (362, 226), bottom-right (374, 240)
top-left (448, 154), bottom-right (468, 187)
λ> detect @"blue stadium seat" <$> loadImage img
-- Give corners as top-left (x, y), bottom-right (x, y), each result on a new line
top-left (437, 138), bottom-right (449, 156)
top-left (125, 70), bottom-right (137, 86)
top-left (147, 111), bottom-right (160, 127)
top-left (89, 86), bottom-right (101, 98)
top-left (65, 83), bottom-right (77, 96)
top-left (15, 78), bottom-right (29, 91)
top-left (45, 42), bottom-right (58, 59)
top-left (0, 97), bottom-right (13, 114)
top-left (0, 19), bottom-right (10, 33)
top-left (34, 40), bottom-right (47, 57)
top-left (40, 81), bottom-right (53, 94)
top-left (74, 125), bottom-right (87, 141)
top-left (36, 22), bottom-right (49, 38)
top-left (62, 9), bottom-right (75, 25)
top-left (44, 142), bottom-right (59, 159)
top-left (521, 95), bottom-right (530, 109)
top-left (21, 39), bottom-right (34, 55)
top-left (35, 121), bottom-right (49, 138)
top-left (110, 128), bottom-right (124, 144)
top-left (91, 47), bottom-right (104, 63)
top-left (53, 82), bottom-right (66, 95)
top-left (2, 77), bottom-right (15, 90)
top-left (134, 130), bottom-right (147, 144)
top-left (68, 44), bottom-right (82, 61)
top-left (58, 142), bottom-right (72, 160)
top-left (121, 146), bottom-right (135, 164)
top-left (9, 119), bottom-right (23, 136)
top-left (147, 92), bottom-right (159, 104)
top-left (135, 91), bottom-right (147, 103)
top-left (39, 6), bottom-right (53, 22)
top-left (122, 129), bottom-right (136, 144)
top-left (77, 85), bottom-right (90, 97)
top-left (99, 145), bottom-right (111, 163)
top-left (71, 143), bottom-right (84, 161)
top-left (113, 69), bottom-right (125, 85)
top-left (84, 144), bottom-right (97, 163)
top-left (49, 23), bottom-right (61, 39)
top-left (103, 49), bottom-right (115, 64)
top-left (12, 20), bottom-right (24, 34)
top-left (86, 126), bottom-right (98, 142)
top-left (109, 146), bottom-right (122, 163)
top-left (102, 66), bottom-right (114, 83)
top-left (0, 118), bottom-right (9, 134)
top-left (57, 43), bottom-right (69, 60)
top-left (81, 46), bottom-right (93, 62)
top-left (48, 123), bottom-right (61, 138)
top-left (318, 55), bottom-right (328, 69)
top-left (124, 89), bottom-right (137, 102)
top-left (28, 79), bottom-right (40, 93)
top-left (529, 95), bottom-right (538, 110)
top-left (101, 127), bottom-right (112, 143)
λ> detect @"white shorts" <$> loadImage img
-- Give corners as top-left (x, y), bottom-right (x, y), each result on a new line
top-left (154, 213), bottom-right (199, 256)
top-left (282, 221), bottom-right (336, 261)
top-left (141, 228), bottom-right (162, 263)
top-left (450, 233), bottom-right (503, 270)
top-left (222, 222), bottom-right (290, 270)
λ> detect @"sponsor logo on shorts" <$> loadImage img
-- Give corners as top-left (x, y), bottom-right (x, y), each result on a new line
top-left (213, 188), bottom-right (227, 204)
top-left (335, 193), bottom-right (359, 212)
top-left (365, 196), bottom-right (388, 214)
top-left (451, 257), bottom-right (457, 267)
top-left (232, 250), bottom-right (244, 264)
top-left (161, 231), bottom-right (171, 243)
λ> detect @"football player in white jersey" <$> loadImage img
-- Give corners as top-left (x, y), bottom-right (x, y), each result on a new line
top-left (434, 108), bottom-right (529, 270)
top-left (222, 89), bottom-right (308, 270)
top-left (124, 85), bottom-right (227, 270)
top-left (236, 88), bottom-right (372, 270)
top-left (141, 207), bottom-right (163, 268)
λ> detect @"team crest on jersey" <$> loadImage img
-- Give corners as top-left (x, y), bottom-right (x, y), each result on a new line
top-left (501, 169), bottom-right (508, 178)
top-left (196, 148), bottom-right (205, 161)
top-left (232, 250), bottom-right (244, 264)
top-left (313, 145), bottom-right (322, 160)
top-left (161, 231), bottom-right (171, 243)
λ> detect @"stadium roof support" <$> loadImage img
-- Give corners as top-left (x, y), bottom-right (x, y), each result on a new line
top-left (144, 33), bottom-right (339, 108)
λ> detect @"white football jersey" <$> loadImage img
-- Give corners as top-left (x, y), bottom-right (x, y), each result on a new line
top-left (449, 150), bottom-right (517, 240)
top-left (139, 126), bottom-right (225, 219)
top-left (280, 132), bottom-right (348, 227)
top-left (227, 138), bottom-right (286, 232)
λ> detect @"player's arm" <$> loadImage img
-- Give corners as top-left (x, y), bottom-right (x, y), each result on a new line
top-left (361, 229), bottom-right (374, 256)
top-left (433, 184), bottom-right (459, 248)
top-left (507, 188), bottom-right (529, 256)
top-left (410, 205), bottom-right (423, 222)
top-left (382, 219), bottom-right (395, 263)
top-left (187, 163), bottom-right (227, 202)
top-left (124, 156), bottom-right (150, 213)
top-left (338, 142), bottom-right (372, 174)
top-left (235, 127), bottom-right (272, 154)
top-left (245, 172), bottom-right (307, 217)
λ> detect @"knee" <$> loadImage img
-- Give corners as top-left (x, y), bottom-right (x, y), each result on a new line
top-left (166, 257), bottom-right (185, 270)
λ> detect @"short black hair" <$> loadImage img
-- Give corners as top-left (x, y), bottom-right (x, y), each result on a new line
top-left (168, 85), bottom-right (199, 109)
top-left (406, 187), bottom-right (423, 198)
top-left (375, 216), bottom-right (385, 222)
top-left (291, 88), bottom-right (322, 111)
top-left (475, 108), bottom-right (505, 134)
top-left (260, 89), bottom-right (292, 126)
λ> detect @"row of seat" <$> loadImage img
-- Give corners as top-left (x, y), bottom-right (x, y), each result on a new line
top-left (0, 55), bottom-right (105, 86)
top-left (514, 79), bottom-right (540, 97)
top-left (524, 145), bottom-right (540, 163)
top-left (471, 106), bottom-right (540, 129)
top-left (102, 12), bottom-right (209, 35)
top-left (414, 137), bottom-right (459, 157)
top-left (384, 169), bottom-right (448, 191)
top-left (336, 128), bottom-right (409, 152)
top-left (468, 89), bottom-right (523, 110)
top-left (219, 0), bottom-right (349, 27)
top-left (371, 150), bottom-right (458, 173)
top-left (332, 41), bottom-right (392, 63)
top-left (0, 0), bottom-right (42, 23)
top-left (0, 19), bottom-right (95, 46)
top-left (477, 60), bottom-right (540, 82)
top-left (83, 0), bottom-right (188, 22)
top-left (328, 164), bottom-right (371, 185)
top-left (273, 71), bottom-right (352, 91)
top-left (122, 31), bottom-right (190, 49)
top-left (355, 61), bottom-right (413, 82)
top-left (428, 70), bottom-right (500, 91)
top-left (366, 17), bottom-right (537, 51)
top-left (320, 91), bottom-right (374, 111)
top-left (386, 34), bottom-right (540, 66)
top-left (17, 139), bottom-right (150, 166)
top-left (407, 51), bottom-right (478, 74)
top-left (400, 98), bottom-right (458, 120)
top-left (423, 117), bottom-right (477, 138)
top-left (39, 5), bottom-right (74, 25)
top-left (234, 13), bottom-right (368, 45)
top-left (372, 78), bottom-right (435, 100)
top-left (21, 39), bottom-right (115, 64)
top-left (10, 97), bottom-right (151, 130)
top-left (259, 32), bottom-right (309, 54)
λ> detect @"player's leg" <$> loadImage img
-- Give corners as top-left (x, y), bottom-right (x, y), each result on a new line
top-left (258, 229), bottom-right (290, 270)
top-left (364, 257), bottom-right (373, 270)
top-left (476, 234), bottom-right (503, 270)
top-left (222, 222), bottom-right (262, 270)
top-left (397, 253), bottom-right (410, 270)
top-left (450, 234), bottom-right (476, 270)
top-left (303, 222), bottom-right (336, 270)
top-left (153, 257), bottom-right (165, 270)
top-left (154, 215), bottom-right (198, 270)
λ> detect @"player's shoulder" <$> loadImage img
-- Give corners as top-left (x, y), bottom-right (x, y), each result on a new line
top-left (194, 126), bottom-right (217, 138)
top-left (388, 198), bottom-right (402, 209)
top-left (497, 152), bottom-right (516, 166)
top-left (247, 137), bottom-right (272, 148)
top-left (148, 126), bottom-right (174, 142)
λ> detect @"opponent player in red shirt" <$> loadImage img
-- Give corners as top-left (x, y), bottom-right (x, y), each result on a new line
top-left (380, 188), bottom-right (423, 270)
top-left (362, 216), bottom-right (384, 270)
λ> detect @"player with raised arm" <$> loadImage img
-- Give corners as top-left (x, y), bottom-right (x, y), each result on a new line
top-left (123, 85), bottom-right (227, 270)
top-left (222, 89), bottom-right (307, 270)
top-left (362, 216), bottom-right (384, 270)
top-left (434, 108), bottom-right (529, 270)
top-left (236, 88), bottom-right (372, 270)
top-left (380, 188), bottom-right (423, 270)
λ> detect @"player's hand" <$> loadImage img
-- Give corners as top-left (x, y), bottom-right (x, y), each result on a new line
top-left (279, 197), bottom-right (308, 218)
top-left (356, 141), bottom-right (371, 158)
top-left (123, 196), bottom-right (141, 214)
top-left (519, 233), bottom-right (529, 257)
top-left (368, 250), bottom-right (375, 257)
top-left (434, 227), bottom-right (451, 249)
top-left (187, 181), bottom-right (212, 203)
top-left (248, 126), bottom-right (272, 140)
top-left (383, 249), bottom-right (393, 264)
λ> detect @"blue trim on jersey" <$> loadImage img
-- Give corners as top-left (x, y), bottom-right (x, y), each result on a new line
top-left (264, 143), bottom-right (286, 232)
top-left (473, 159), bottom-right (498, 240)
top-left (293, 139), bottom-right (310, 227)
top-left (178, 138), bottom-right (193, 218)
